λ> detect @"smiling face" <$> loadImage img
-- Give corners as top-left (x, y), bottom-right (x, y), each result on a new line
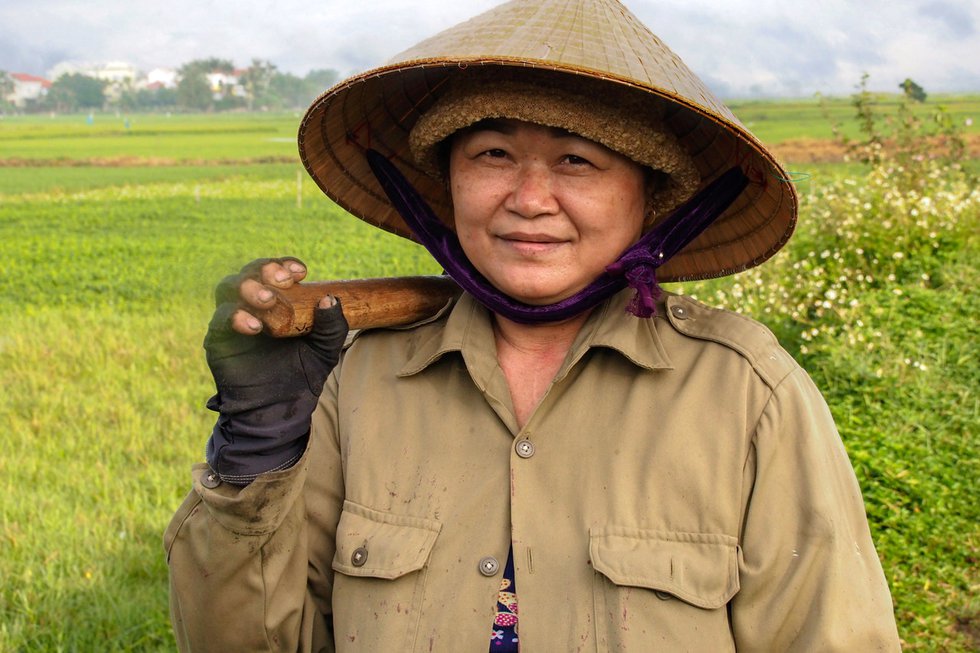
top-left (448, 119), bottom-right (648, 306)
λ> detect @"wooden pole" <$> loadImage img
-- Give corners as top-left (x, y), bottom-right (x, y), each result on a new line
top-left (258, 276), bottom-right (462, 337)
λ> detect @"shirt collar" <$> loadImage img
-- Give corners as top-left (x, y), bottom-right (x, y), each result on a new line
top-left (578, 289), bottom-right (674, 371)
top-left (398, 289), bottom-right (674, 378)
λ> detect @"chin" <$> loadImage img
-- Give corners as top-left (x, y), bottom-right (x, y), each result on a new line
top-left (500, 283), bottom-right (581, 306)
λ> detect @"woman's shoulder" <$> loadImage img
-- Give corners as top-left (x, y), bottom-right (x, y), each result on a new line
top-left (660, 293), bottom-right (800, 390)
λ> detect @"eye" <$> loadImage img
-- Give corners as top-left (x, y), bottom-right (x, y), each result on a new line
top-left (562, 154), bottom-right (593, 166)
top-left (481, 148), bottom-right (508, 159)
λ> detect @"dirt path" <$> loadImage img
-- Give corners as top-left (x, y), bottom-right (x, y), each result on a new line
top-left (769, 133), bottom-right (980, 163)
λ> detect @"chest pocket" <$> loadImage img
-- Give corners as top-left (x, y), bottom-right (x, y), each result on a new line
top-left (590, 527), bottom-right (739, 652)
top-left (331, 501), bottom-right (441, 649)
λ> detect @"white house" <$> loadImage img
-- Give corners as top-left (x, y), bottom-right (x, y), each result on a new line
top-left (6, 73), bottom-right (51, 107)
top-left (43, 60), bottom-right (142, 102)
top-left (93, 61), bottom-right (138, 85)
top-left (145, 68), bottom-right (178, 89)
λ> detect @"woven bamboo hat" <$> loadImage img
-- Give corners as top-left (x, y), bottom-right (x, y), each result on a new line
top-left (298, 0), bottom-right (798, 282)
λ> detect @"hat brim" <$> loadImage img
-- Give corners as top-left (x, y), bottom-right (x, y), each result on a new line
top-left (299, 58), bottom-right (797, 282)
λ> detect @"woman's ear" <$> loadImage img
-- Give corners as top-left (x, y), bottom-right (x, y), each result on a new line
top-left (643, 168), bottom-right (668, 228)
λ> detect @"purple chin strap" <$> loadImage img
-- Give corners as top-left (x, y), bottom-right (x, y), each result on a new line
top-left (366, 149), bottom-right (748, 324)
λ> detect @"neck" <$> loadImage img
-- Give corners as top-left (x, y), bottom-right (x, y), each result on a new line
top-left (492, 308), bottom-right (593, 430)
top-left (492, 309), bottom-right (592, 358)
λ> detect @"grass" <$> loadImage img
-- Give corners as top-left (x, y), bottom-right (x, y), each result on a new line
top-left (0, 184), bottom-right (440, 652)
top-left (0, 112), bottom-right (303, 162)
top-left (0, 162), bottom-right (300, 196)
top-left (728, 92), bottom-right (980, 143)
top-left (1, 100), bottom-right (978, 651)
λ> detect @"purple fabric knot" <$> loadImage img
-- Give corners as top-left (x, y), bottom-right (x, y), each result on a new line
top-left (605, 248), bottom-right (663, 317)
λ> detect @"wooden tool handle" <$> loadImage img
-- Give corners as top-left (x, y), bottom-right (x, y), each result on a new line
top-left (258, 276), bottom-right (462, 337)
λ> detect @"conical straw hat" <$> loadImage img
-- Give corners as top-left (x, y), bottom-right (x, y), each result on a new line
top-left (299, 0), bottom-right (798, 282)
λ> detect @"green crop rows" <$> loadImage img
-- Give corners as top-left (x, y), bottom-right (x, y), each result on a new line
top-left (1, 104), bottom-right (977, 651)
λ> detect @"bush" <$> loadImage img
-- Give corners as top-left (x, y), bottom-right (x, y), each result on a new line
top-left (681, 79), bottom-right (979, 650)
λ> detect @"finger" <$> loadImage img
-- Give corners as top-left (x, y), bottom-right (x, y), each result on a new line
top-left (239, 278), bottom-right (277, 310)
top-left (230, 308), bottom-right (264, 335)
top-left (278, 257), bottom-right (308, 283)
top-left (238, 257), bottom-right (277, 280)
top-left (259, 258), bottom-right (307, 289)
top-left (317, 294), bottom-right (338, 309)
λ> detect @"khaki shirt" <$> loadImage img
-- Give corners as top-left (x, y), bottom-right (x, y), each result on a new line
top-left (166, 291), bottom-right (901, 652)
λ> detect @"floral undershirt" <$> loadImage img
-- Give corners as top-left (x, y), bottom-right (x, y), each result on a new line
top-left (489, 547), bottom-right (519, 651)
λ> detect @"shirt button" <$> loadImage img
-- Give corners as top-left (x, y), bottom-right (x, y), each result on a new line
top-left (515, 439), bottom-right (535, 458)
top-left (478, 556), bottom-right (500, 576)
top-left (201, 469), bottom-right (221, 489)
top-left (351, 547), bottom-right (369, 567)
top-left (655, 590), bottom-right (673, 601)
top-left (670, 305), bottom-right (690, 320)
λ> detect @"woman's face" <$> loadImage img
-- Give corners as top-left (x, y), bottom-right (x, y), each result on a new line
top-left (448, 119), bottom-right (647, 306)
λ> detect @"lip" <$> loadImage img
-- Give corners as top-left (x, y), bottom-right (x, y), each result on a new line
top-left (497, 231), bottom-right (565, 244)
top-left (496, 233), bottom-right (567, 256)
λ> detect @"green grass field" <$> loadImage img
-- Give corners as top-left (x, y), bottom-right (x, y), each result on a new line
top-left (728, 92), bottom-right (980, 143)
top-left (1, 98), bottom-right (977, 651)
top-left (0, 112), bottom-right (302, 162)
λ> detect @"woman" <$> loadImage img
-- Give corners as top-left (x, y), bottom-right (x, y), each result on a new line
top-left (166, 1), bottom-right (901, 650)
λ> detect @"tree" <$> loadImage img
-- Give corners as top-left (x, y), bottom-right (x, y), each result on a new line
top-left (264, 72), bottom-right (305, 109)
top-left (0, 70), bottom-right (13, 98)
top-left (141, 87), bottom-right (178, 109)
top-left (177, 58), bottom-right (236, 111)
top-left (240, 59), bottom-right (278, 110)
top-left (46, 73), bottom-right (106, 111)
top-left (176, 70), bottom-right (212, 111)
top-left (181, 58), bottom-right (234, 76)
top-left (304, 68), bottom-right (339, 92)
top-left (0, 71), bottom-right (14, 111)
top-left (899, 78), bottom-right (927, 103)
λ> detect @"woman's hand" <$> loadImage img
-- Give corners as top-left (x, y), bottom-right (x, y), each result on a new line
top-left (220, 258), bottom-right (339, 333)
top-left (202, 257), bottom-right (349, 486)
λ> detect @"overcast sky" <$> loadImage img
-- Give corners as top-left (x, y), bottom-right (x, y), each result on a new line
top-left (1, 0), bottom-right (977, 98)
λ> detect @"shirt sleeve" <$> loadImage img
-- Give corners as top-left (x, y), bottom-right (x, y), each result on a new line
top-left (731, 366), bottom-right (902, 651)
top-left (164, 373), bottom-right (344, 653)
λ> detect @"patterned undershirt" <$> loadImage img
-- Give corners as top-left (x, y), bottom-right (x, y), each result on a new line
top-left (489, 547), bottom-right (519, 651)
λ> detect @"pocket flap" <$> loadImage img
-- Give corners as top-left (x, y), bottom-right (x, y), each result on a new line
top-left (332, 501), bottom-right (441, 579)
top-left (590, 528), bottom-right (739, 609)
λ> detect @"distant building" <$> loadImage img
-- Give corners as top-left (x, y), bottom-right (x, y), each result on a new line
top-left (47, 61), bottom-right (85, 80)
top-left (92, 61), bottom-right (138, 85)
top-left (44, 60), bottom-right (141, 102)
top-left (145, 68), bottom-right (178, 90)
top-left (7, 73), bottom-right (52, 108)
top-left (205, 70), bottom-right (247, 99)
top-left (48, 60), bottom-right (139, 84)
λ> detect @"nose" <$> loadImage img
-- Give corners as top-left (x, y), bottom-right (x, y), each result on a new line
top-left (505, 163), bottom-right (559, 219)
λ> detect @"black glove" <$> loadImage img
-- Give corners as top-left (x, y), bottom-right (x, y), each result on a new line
top-left (203, 259), bottom-right (349, 485)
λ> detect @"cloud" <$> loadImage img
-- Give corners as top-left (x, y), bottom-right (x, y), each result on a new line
top-left (1, 0), bottom-right (978, 97)
top-left (917, 1), bottom-right (976, 39)
top-left (628, 0), bottom-right (980, 96)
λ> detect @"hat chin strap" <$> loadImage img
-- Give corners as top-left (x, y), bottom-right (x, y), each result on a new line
top-left (367, 149), bottom-right (748, 324)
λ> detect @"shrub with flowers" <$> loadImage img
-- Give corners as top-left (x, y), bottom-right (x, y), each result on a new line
top-left (679, 81), bottom-right (979, 650)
